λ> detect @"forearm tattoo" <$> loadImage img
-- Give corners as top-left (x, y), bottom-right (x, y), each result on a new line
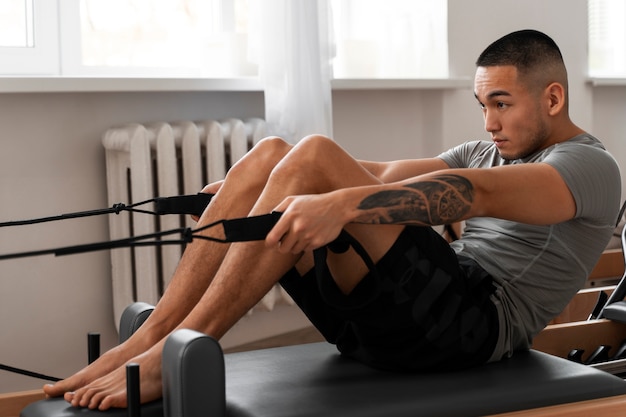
top-left (356, 174), bottom-right (474, 225)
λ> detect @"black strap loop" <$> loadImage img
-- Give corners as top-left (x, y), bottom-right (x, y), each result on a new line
top-left (313, 230), bottom-right (381, 311)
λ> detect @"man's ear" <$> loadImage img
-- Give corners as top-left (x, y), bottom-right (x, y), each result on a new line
top-left (545, 82), bottom-right (566, 116)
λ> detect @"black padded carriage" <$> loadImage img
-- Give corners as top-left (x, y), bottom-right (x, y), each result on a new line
top-left (21, 303), bottom-right (626, 417)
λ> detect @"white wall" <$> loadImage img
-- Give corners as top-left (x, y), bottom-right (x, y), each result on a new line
top-left (0, 92), bottom-right (265, 392)
top-left (1, 0), bottom-right (625, 393)
top-left (333, 89), bottom-right (446, 160)
top-left (592, 86), bottom-right (626, 186)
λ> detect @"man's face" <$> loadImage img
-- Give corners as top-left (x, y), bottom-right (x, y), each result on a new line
top-left (474, 65), bottom-right (550, 160)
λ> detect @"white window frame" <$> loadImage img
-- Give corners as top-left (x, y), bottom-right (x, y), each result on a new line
top-left (57, 0), bottom-right (82, 77)
top-left (0, 0), bottom-right (59, 75)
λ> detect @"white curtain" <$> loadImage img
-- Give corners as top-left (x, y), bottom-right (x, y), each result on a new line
top-left (249, 0), bottom-right (334, 143)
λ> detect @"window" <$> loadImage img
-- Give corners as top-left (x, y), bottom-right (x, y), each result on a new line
top-left (331, 0), bottom-right (447, 78)
top-left (0, 0), bottom-right (448, 79)
top-left (0, 0), bottom-right (58, 75)
top-left (588, 0), bottom-right (626, 77)
top-left (60, 0), bottom-right (255, 77)
top-left (0, 0), bottom-right (34, 47)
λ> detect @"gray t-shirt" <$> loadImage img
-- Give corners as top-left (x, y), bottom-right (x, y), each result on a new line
top-left (438, 134), bottom-right (621, 361)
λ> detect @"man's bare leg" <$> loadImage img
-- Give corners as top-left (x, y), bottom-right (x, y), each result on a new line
top-left (62, 135), bottom-right (404, 410)
top-left (43, 137), bottom-right (293, 399)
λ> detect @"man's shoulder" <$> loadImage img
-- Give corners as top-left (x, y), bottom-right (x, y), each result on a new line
top-left (524, 133), bottom-right (611, 164)
top-left (541, 134), bottom-right (614, 162)
top-left (556, 133), bottom-right (606, 151)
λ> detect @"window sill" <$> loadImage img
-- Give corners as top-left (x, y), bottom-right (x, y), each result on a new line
top-left (0, 77), bottom-right (263, 93)
top-left (332, 78), bottom-right (472, 90)
top-left (588, 77), bottom-right (626, 87)
top-left (0, 76), bottom-right (473, 94)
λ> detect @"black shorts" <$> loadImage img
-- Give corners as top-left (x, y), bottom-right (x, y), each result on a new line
top-left (279, 226), bottom-right (499, 372)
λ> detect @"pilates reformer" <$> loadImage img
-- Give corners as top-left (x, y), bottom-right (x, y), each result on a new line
top-left (3, 195), bottom-right (626, 416)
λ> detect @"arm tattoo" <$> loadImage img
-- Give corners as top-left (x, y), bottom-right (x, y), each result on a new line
top-left (356, 174), bottom-right (474, 225)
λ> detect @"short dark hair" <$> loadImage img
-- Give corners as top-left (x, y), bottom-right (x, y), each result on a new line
top-left (476, 29), bottom-right (567, 94)
top-left (476, 29), bottom-right (564, 75)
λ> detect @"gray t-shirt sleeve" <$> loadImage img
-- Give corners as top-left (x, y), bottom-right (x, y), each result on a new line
top-left (542, 142), bottom-right (621, 225)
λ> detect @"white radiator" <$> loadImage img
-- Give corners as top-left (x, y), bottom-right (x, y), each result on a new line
top-left (102, 118), bottom-right (293, 326)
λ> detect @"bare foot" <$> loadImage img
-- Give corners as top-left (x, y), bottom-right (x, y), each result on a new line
top-left (64, 346), bottom-right (163, 410)
top-left (43, 338), bottom-right (148, 399)
top-left (42, 346), bottom-right (122, 398)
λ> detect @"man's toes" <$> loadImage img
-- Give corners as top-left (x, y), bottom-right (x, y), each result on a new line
top-left (88, 392), bottom-right (110, 410)
top-left (62, 391), bottom-right (75, 403)
top-left (44, 381), bottom-right (71, 398)
top-left (98, 393), bottom-right (126, 411)
top-left (69, 387), bottom-right (91, 408)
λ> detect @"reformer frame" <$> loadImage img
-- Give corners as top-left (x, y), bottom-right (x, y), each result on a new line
top-left (14, 284), bottom-right (626, 417)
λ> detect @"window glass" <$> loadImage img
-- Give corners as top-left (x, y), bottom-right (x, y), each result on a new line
top-left (589, 0), bottom-right (626, 77)
top-left (331, 0), bottom-right (448, 78)
top-left (0, 0), bottom-right (58, 75)
top-left (75, 0), bottom-right (447, 78)
top-left (0, 0), bottom-right (33, 47)
top-left (74, 0), bottom-right (254, 77)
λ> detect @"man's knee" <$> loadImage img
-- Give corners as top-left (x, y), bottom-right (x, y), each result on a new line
top-left (267, 135), bottom-right (334, 182)
top-left (278, 135), bottom-right (341, 171)
top-left (257, 135), bottom-right (293, 152)
top-left (228, 136), bottom-right (292, 178)
top-left (297, 134), bottom-right (338, 158)
top-left (268, 134), bottom-right (361, 192)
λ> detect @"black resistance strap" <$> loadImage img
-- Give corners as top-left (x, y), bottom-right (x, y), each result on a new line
top-left (0, 364), bottom-right (62, 383)
top-left (0, 194), bottom-right (213, 260)
top-left (0, 193), bottom-right (214, 228)
top-left (1, 193), bottom-right (374, 381)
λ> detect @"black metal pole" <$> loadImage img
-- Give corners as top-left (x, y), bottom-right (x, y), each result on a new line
top-left (87, 333), bottom-right (100, 364)
top-left (126, 363), bottom-right (141, 417)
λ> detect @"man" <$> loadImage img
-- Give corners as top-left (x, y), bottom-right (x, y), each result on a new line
top-left (44, 29), bottom-right (621, 410)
